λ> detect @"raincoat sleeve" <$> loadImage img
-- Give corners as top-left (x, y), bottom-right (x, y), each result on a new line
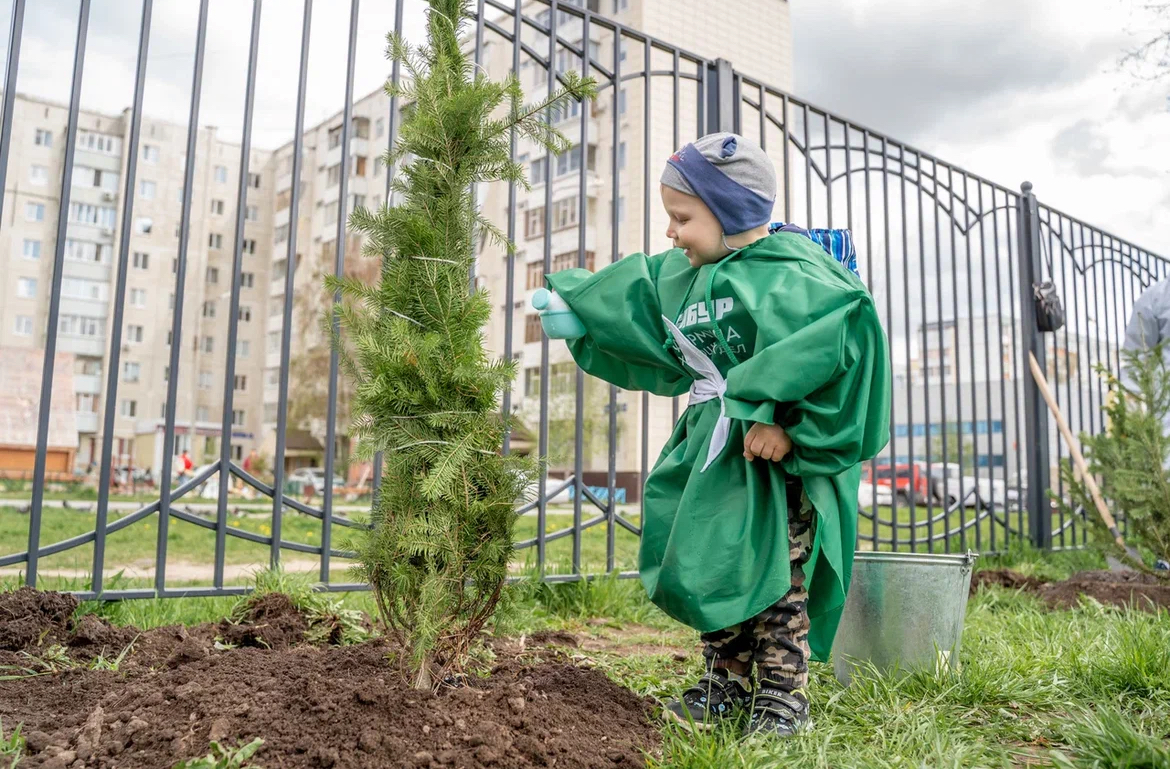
top-left (545, 253), bottom-right (690, 398)
top-left (722, 263), bottom-right (891, 477)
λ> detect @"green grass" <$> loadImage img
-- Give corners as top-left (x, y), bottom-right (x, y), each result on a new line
top-left (3, 551), bottom-right (1168, 768)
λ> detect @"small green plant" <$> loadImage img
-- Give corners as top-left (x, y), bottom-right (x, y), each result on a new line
top-left (89, 635), bottom-right (139, 672)
top-left (0, 718), bottom-right (24, 769)
top-left (172, 738), bottom-right (264, 769)
top-left (334, 0), bottom-right (595, 689)
top-left (1059, 346), bottom-right (1170, 571)
top-left (227, 566), bottom-right (371, 646)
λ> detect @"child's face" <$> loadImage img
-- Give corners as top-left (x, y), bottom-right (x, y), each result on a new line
top-left (661, 184), bottom-right (729, 268)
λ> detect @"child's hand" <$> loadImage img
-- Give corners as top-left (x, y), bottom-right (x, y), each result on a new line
top-left (743, 423), bottom-right (792, 462)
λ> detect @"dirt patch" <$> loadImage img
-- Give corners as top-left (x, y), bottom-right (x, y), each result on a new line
top-left (0, 587), bottom-right (79, 651)
top-left (217, 592), bottom-right (309, 650)
top-left (970, 569), bottom-right (1047, 596)
top-left (972, 568), bottom-right (1170, 612)
top-left (1, 590), bottom-right (660, 769)
top-left (1039, 570), bottom-right (1170, 612)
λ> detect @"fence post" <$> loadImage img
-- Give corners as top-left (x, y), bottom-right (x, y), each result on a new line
top-left (708, 59), bottom-right (736, 134)
top-left (1016, 181), bottom-right (1053, 549)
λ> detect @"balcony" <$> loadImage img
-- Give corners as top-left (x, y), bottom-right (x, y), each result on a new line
top-left (73, 373), bottom-right (101, 395)
top-left (58, 335), bottom-right (104, 357)
top-left (324, 137), bottom-right (368, 169)
top-left (76, 412), bottom-right (99, 434)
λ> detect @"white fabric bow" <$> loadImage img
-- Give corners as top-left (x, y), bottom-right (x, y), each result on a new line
top-left (662, 315), bottom-right (730, 472)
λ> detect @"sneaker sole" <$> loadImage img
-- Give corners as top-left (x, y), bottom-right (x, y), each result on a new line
top-left (661, 707), bottom-right (718, 733)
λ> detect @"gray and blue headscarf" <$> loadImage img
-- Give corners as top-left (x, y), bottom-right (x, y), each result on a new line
top-left (661, 132), bottom-right (776, 236)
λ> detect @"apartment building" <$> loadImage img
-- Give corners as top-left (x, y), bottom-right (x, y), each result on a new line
top-left (1, 93), bottom-right (274, 477)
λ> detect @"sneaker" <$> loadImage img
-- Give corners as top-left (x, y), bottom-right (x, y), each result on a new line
top-left (744, 684), bottom-right (811, 739)
top-left (663, 668), bottom-right (752, 731)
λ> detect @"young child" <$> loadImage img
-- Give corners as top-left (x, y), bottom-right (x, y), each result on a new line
top-left (539, 132), bottom-right (891, 738)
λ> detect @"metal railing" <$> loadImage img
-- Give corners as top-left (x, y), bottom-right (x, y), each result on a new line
top-left (0, 0), bottom-right (1164, 600)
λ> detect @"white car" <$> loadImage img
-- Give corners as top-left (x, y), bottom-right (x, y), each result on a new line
top-left (289, 467), bottom-right (344, 491)
top-left (857, 480), bottom-right (892, 509)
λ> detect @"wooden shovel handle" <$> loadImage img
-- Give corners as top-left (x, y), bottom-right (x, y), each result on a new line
top-left (1027, 352), bottom-right (1127, 547)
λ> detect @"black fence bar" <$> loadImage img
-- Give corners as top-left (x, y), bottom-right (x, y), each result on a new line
top-left (270, 0), bottom-right (314, 570)
top-left (213, 0), bottom-right (262, 588)
top-left (157, 0), bottom-right (212, 592)
top-left (92, 0), bottom-right (153, 595)
top-left (321, 0), bottom-right (361, 584)
top-left (0, 0), bottom-right (25, 218)
top-left (4, 0), bottom-right (1167, 599)
top-left (25, 0), bottom-right (91, 587)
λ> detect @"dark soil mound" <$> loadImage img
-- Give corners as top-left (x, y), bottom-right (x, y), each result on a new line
top-left (1039, 570), bottom-right (1170, 612)
top-left (0, 587), bottom-right (79, 650)
top-left (970, 569), bottom-right (1047, 596)
top-left (217, 592), bottom-right (309, 650)
top-left (972, 567), bottom-right (1170, 612)
top-left (0, 591), bottom-right (660, 769)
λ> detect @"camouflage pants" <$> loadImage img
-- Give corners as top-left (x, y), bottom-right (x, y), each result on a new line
top-left (701, 477), bottom-right (815, 697)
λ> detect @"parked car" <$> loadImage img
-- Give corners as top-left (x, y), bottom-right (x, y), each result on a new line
top-left (863, 463), bottom-right (930, 507)
top-left (927, 463), bottom-right (1015, 511)
top-left (857, 480), bottom-right (893, 509)
top-left (289, 467), bottom-right (344, 492)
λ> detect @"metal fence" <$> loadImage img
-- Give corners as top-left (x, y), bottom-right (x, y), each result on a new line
top-left (1, 0), bottom-right (1165, 599)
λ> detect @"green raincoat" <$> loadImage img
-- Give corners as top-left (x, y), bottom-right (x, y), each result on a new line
top-left (546, 232), bottom-right (891, 661)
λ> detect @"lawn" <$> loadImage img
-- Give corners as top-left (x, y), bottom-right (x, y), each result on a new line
top-left (3, 546), bottom-right (1166, 768)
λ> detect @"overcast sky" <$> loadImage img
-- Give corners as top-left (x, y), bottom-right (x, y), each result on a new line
top-left (4, 0), bottom-right (1166, 260)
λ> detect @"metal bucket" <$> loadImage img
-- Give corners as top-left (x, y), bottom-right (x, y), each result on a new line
top-left (831, 551), bottom-right (977, 687)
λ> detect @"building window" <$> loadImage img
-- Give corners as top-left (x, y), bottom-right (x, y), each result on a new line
top-left (133, 251), bottom-right (149, 269)
top-left (66, 240), bottom-right (111, 264)
top-left (526, 261), bottom-right (544, 290)
top-left (61, 277), bottom-right (106, 301)
top-left (196, 406), bottom-right (210, 422)
top-left (26, 203), bottom-right (45, 221)
top-left (122, 361), bottom-right (140, 382)
top-left (552, 196), bottom-right (578, 231)
top-left (611, 196), bottom-right (625, 224)
top-left (326, 164), bottom-right (341, 187)
top-left (245, 205), bottom-right (259, 221)
top-left (242, 238), bottom-right (256, 254)
top-left (211, 199), bottom-right (224, 216)
top-left (76, 130), bottom-right (121, 155)
top-left (130, 288), bottom-right (147, 307)
top-left (248, 172), bottom-right (261, 189)
top-left (238, 305), bottom-right (252, 322)
top-left (619, 88), bottom-right (627, 115)
top-left (328, 125), bottom-right (343, 149)
top-left (139, 180), bottom-right (156, 199)
top-left (234, 375), bottom-right (247, 392)
top-left (206, 267), bottom-right (219, 283)
top-left (72, 165), bottom-right (119, 191)
top-left (202, 300), bottom-right (216, 318)
top-left (265, 369), bottom-right (279, 388)
top-left (552, 249), bottom-right (595, 273)
top-left (525, 206), bottom-right (544, 239)
top-left (34, 128), bottom-right (53, 147)
top-left (69, 203), bottom-right (117, 227)
top-left (13, 315), bottom-right (33, 336)
top-left (525, 313), bottom-right (542, 343)
top-left (275, 224), bottom-right (289, 243)
top-left (198, 370), bottom-right (213, 389)
top-left (529, 157), bottom-right (547, 185)
top-left (267, 330), bottom-right (280, 353)
top-left (29, 164), bottom-right (48, 185)
top-left (264, 403), bottom-right (278, 423)
top-left (209, 233), bottom-right (223, 249)
top-left (121, 400), bottom-right (137, 418)
top-left (22, 239), bottom-right (41, 259)
top-left (59, 315), bottom-right (105, 337)
top-left (323, 201), bottom-right (339, 225)
top-left (126, 324), bottom-right (144, 343)
top-left (618, 141), bottom-right (627, 170)
top-left (142, 144), bottom-right (160, 163)
top-left (135, 217), bottom-right (153, 234)
top-left (237, 339), bottom-right (250, 358)
top-left (375, 117), bottom-right (385, 137)
top-left (202, 336), bottom-right (214, 353)
top-left (524, 366), bottom-right (540, 397)
top-left (17, 277), bottom-right (36, 298)
top-left (240, 272), bottom-right (254, 288)
top-left (214, 165), bottom-right (228, 183)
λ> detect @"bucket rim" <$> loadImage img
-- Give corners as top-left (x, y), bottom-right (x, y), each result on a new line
top-left (854, 550), bottom-right (977, 568)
